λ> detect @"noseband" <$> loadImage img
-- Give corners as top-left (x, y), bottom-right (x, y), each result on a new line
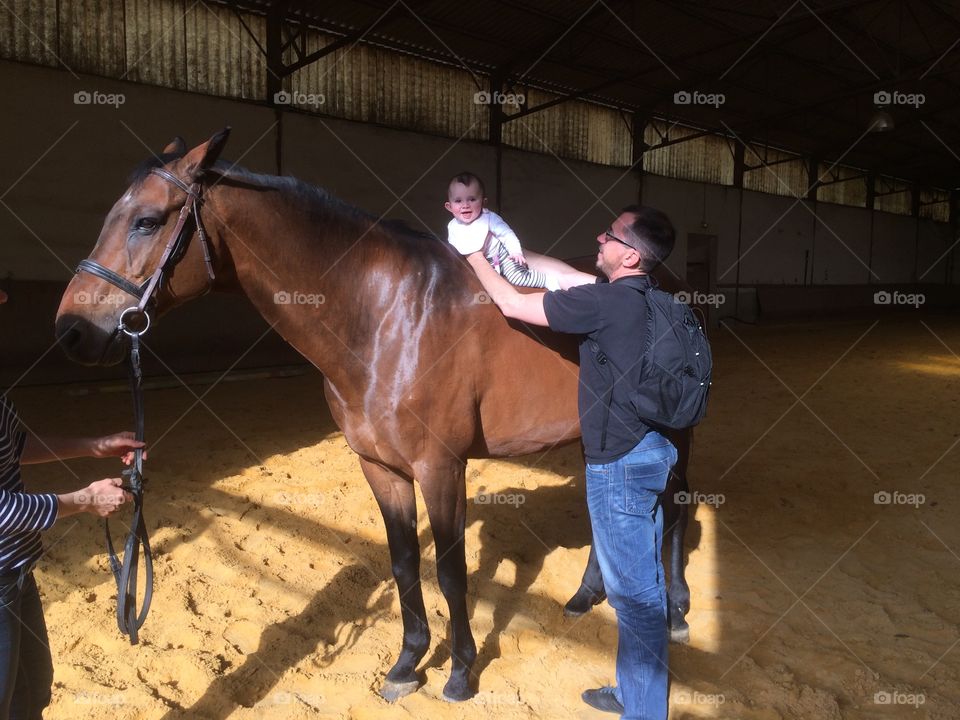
top-left (74, 166), bottom-right (216, 644)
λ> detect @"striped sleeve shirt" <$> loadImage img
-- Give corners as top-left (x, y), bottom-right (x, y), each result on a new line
top-left (0, 394), bottom-right (59, 573)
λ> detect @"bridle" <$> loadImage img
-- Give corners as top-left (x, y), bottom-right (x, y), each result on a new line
top-left (75, 165), bottom-right (216, 644)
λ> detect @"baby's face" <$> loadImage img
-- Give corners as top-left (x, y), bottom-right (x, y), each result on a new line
top-left (445, 181), bottom-right (484, 224)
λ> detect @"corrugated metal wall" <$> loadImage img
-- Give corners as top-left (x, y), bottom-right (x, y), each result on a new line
top-left (817, 164), bottom-right (867, 207)
top-left (501, 88), bottom-right (632, 167)
top-left (743, 145), bottom-right (808, 198)
top-left (0, 0), bottom-right (59, 66)
top-left (874, 176), bottom-right (913, 216)
top-left (0, 0), bottom-right (951, 215)
top-left (920, 188), bottom-right (949, 222)
top-left (0, 0), bottom-right (266, 99)
top-left (643, 121), bottom-right (734, 185)
top-left (287, 28), bottom-right (487, 141)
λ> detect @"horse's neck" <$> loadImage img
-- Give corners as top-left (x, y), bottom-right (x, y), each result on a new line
top-left (210, 186), bottom-right (378, 392)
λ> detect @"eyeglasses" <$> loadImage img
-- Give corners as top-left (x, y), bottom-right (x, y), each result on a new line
top-left (602, 230), bottom-right (635, 250)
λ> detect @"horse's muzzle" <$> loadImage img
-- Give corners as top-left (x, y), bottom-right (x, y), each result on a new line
top-left (55, 315), bottom-right (127, 366)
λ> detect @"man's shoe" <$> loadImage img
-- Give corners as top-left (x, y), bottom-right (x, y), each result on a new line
top-left (581, 686), bottom-right (625, 714)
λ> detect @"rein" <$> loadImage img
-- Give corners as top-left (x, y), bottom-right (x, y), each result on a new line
top-left (76, 166), bottom-right (215, 644)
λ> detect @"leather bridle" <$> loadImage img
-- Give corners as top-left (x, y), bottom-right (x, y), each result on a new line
top-left (75, 165), bottom-right (216, 644)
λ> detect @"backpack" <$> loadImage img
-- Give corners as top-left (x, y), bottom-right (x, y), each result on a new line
top-left (632, 282), bottom-right (712, 429)
top-left (596, 278), bottom-right (712, 441)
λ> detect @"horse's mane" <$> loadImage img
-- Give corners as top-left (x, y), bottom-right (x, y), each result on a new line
top-left (130, 154), bottom-right (458, 271)
top-left (206, 163), bottom-right (450, 255)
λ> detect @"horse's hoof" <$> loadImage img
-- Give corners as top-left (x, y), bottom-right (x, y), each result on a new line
top-left (380, 679), bottom-right (419, 702)
top-left (441, 680), bottom-right (474, 702)
top-left (670, 624), bottom-right (690, 644)
top-left (563, 588), bottom-right (606, 617)
top-left (441, 690), bottom-right (473, 703)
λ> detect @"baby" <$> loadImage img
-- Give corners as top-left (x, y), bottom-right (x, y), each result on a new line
top-left (445, 172), bottom-right (560, 290)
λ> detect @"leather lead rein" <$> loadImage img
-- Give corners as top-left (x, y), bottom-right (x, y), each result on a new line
top-left (75, 166), bottom-right (215, 644)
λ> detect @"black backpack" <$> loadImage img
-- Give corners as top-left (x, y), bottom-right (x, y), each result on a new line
top-left (632, 282), bottom-right (712, 429)
top-left (596, 278), bottom-right (712, 442)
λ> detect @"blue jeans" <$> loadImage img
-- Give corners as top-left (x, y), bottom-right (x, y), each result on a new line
top-left (586, 430), bottom-right (677, 720)
top-left (0, 570), bottom-right (53, 720)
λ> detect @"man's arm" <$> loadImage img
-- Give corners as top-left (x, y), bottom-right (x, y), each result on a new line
top-left (465, 252), bottom-right (549, 326)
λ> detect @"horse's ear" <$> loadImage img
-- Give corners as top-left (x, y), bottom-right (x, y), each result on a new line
top-left (182, 127), bottom-right (232, 181)
top-left (162, 136), bottom-right (186, 156)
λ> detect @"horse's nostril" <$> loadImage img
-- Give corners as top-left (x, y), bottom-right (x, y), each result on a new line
top-left (55, 323), bottom-right (82, 352)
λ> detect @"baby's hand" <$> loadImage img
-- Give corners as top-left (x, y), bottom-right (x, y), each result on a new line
top-left (508, 253), bottom-right (527, 266)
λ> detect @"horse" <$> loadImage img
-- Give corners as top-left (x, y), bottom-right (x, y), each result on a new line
top-left (54, 129), bottom-right (695, 702)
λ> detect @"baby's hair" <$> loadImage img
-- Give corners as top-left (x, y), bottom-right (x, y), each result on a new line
top-left (448, 172), bottom-right (485, 198)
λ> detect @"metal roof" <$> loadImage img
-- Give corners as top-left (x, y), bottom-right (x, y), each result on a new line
top-left (223, 0), bottom-right (960, 188)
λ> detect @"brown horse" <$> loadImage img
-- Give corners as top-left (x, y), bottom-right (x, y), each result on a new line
top-left (54, 130), bottom-right (695, 702)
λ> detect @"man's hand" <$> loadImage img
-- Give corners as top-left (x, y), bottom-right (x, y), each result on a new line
top-left (465, 252), bottom-right (549, 326)
top-left (90, 432), bottom-right (147, 465)
top-left (57, 478), bottom-right (133, 519)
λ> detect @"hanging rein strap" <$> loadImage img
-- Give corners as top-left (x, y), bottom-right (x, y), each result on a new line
top-left (105, 331), bottom-right (152, 644)
top-left (76, 166), bottom-right (215, 645)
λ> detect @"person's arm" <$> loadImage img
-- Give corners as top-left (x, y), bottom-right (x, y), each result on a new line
top-left (0, 478), bottom-right (130, 533)
top-left (56, 478), bottom-right (132, 519)
top-left (21, 432), bottom-right (146, 466)
top-left (465, 252), bottom-right (549, 326)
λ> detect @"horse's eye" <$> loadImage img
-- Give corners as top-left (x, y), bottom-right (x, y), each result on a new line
top-left (134, 217), bottom-right (160, 233)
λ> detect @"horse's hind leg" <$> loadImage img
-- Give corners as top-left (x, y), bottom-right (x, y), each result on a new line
top-left (664, 430), bottom-right (692, 644)
top-left (361, 459), bottom-right (431, 701)
top-left (419, 460), bottom-right (477, 702)
top-left (563, 543), bottom-right (606, 617)
top-left (564, 447), bottom-right (606, 617)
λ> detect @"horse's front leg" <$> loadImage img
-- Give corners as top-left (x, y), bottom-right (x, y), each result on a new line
top-left (360, 459), bottom-right (431, 701)
top-left (418, 459), bottom-right (477, 702)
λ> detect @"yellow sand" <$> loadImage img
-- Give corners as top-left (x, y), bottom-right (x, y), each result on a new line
top-left (14, 316), bottom-right (958, 719)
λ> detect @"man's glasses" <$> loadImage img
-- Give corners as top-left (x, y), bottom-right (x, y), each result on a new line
top-left (603, 230), bottom-right (635, 250)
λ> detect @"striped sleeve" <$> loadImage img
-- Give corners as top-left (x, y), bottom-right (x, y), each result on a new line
top-left (0, 489), bottom-right (59, 533)
top-left (0, 395), bottom-right (60, 534)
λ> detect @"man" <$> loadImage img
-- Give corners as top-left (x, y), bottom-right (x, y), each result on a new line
top-left (460, 206), bottom-right (678, 720)
top-left (0, 287), bottom-right (140, 719)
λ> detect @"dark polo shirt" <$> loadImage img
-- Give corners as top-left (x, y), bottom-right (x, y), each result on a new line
top-left (542, 275), bottom-right (652, 464)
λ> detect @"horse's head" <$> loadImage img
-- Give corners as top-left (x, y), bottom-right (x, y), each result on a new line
top-left (55, 129), bottom-right (231, 365)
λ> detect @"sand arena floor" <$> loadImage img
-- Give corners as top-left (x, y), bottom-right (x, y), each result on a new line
top-left (13, 315), bottom-right (960, 719)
